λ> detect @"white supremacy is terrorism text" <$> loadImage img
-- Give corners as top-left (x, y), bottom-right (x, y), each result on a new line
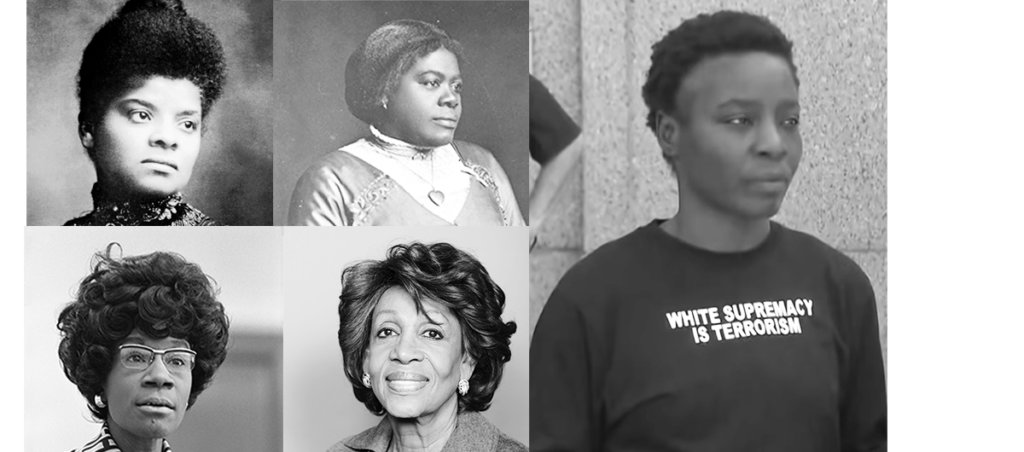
top-left (665, 299), bottom-right (815, 344)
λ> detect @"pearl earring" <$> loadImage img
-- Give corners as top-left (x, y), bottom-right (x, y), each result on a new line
top-left (458, 379), bottom-right (469, 396)
top-left (362, 373), bottom-right (372, 388)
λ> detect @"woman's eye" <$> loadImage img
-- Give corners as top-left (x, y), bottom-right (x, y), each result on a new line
top-left (423, 329), bottom-right (444, 340)
top-left (782, 117), bottom-right (800, 127)
top-left (422, 79), bottom-right (441, 88)
top-left (128, 110), bottom-right (152, 123)
top-left (180, 120), bottom-right (199, 132)
top-left (376, 328), bottom-right (397, 338)
top-left (725, 117), bottom-right (753, 126)
top-left (452, 82), bottom-right (463, 94)
top-left (167, 357), bottom-right (187, 368)
top-left (125, 351), bottom-right (148, 363)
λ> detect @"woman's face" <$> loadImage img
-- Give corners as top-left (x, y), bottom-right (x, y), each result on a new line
top-left (86, 76), bottom-right (203, 199)
top-left (364, 287), bottom-right (474, 420)
top-left (378, 48), bottom-right (463, 147)
top-left (103, 329), bottom-right (193, 444)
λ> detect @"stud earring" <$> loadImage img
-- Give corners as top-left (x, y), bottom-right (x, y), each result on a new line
top-left (362, 373), bottom-right (372, 388)
top-left (94, 394), bottom-right (106, 408)
top-left (457, 379), bottom-right (469, 396)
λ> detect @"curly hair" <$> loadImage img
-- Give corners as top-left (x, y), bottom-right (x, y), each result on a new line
top-left (345, 19), bottom-right (465, 125)
top-left (57, 243), bottom-right (230, 420)
top-left (77, 0), bottom-right (227, 138)
top-left (338, 242), bottom-right (515, 415)
top-left (642, 10), bottom-right (797, 132)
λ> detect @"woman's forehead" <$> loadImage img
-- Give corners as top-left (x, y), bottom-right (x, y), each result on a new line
top-left (374, 287), bottom-right (456, 324)
top-left (405, 48), bottom-right (461, 79)
top-left (121, 327), bottom-right (191, 349)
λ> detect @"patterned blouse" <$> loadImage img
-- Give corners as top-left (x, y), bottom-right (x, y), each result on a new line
top-left (64, 184), bottom-right (214, 226)
top-left (70, 423), bottom-right (172, 452)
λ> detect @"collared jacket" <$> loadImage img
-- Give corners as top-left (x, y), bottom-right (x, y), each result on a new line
top-left (327, 411), bottom-right (526, 452)
top-left (70, 423), bottom-right (172, 452)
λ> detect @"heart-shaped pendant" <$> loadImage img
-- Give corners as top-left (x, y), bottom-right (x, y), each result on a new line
top-left (428, 190), bottom-right (445, 206)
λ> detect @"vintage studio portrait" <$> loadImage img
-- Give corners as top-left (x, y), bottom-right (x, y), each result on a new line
top-left (27, 0), bottom-right (273, 226)
top-left (275, 1), bottom-right (529, 226)
top-left (282, 227), bottom-right (529, 451)
top-left (529, 1), bottom-right (887, 451)
top-left (24, 228), bottom-right (283, 451)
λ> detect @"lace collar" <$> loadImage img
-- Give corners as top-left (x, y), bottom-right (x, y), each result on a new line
top-left (367, 125), bottom-right (446, 160)
top-left (84, 184), bottom-right (187, 226)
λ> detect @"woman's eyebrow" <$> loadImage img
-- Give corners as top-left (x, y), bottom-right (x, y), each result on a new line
top-left (417, 70), bottom-right (461, 81)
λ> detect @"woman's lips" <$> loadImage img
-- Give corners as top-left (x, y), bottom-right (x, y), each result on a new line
top-left (141, 159), bottom-right (178, 171)
top-left (432, 117), bottom-right (458, 129)
top-left (136, 397), bottom-right (175, 414)
top-left (385, 372), bottom-right (429, 393)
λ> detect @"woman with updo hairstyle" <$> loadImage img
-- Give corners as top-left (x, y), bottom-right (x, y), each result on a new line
top-left (331, 242), bottom-right (525, 451)
top-left (66, 0), bottom-right (227, 226)
top-left (58, 243), bottom-right (230, 452)
top-left (289, 20), bottom-right (525, 227)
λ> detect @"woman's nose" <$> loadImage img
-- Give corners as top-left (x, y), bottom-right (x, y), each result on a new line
top-left (438, 86), bottom-right (459, 109)
top-left (142, 358), bottom-right (176, 388)
top-left (149, 120), bottom-right (179, 150)
top-left (389, 334), bottom-right (423, 363)
top-left (754, 123), bottom-right (787, 159)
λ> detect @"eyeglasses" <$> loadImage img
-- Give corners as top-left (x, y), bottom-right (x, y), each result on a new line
top-left (117, 344), bottom-right (197, 374)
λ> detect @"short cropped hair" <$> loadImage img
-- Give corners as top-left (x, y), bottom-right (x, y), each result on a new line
top-left (57, 244), bottom-right (230, 420)
top-left (337, 242), bottom-right (516, 415)
top-left (346, 20), bottom-right (465, 125)
top-left (77, 0), bottom-right (227, 135)
top-left (642, 10), bottom-right (797, 132)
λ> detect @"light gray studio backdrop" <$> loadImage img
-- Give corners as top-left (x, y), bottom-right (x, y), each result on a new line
top-left (283, 227), bottom-right (530, 450)
top-left (24, 228), bottom-right (283, 451)
top-left (529, 0), bottom-right (887, 363)
top-left (273, 0), bottom-right (530, 224)
top-left (27, 0), bottom-right (274, 225)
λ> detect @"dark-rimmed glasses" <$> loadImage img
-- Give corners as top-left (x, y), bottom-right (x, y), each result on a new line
top-left (117, 344), bottom-right (196, 375)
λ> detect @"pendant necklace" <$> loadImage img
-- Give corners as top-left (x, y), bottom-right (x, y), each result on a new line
top-left (367, 126), bottom-right (446, 206)
top-left (425, 152), bottom-right (445, 206)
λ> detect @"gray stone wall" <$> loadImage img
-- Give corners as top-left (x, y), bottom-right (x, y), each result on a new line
top-left (530, 0), bottom-right (887, 362)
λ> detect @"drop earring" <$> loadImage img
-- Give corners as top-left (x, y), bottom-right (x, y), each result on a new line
top-left (94, 394), bottom-right (106, 408)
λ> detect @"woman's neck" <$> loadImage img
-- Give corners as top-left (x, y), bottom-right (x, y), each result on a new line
top-left (663, 190), bottom-right (771, 253)
top-left (107, 420), bottom-right (164, 452)
top-left (387, 399), bottom-right (459, 452)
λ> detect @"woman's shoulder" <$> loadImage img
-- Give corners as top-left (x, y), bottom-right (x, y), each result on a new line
top-left (452, 140), bottom-right (499, 166)
top-left (494, 432), bottom-right (528, 452)
top-left (326, 419), bottom-right (390, 452)
top-left (297, 140), bottom-right (385, 188)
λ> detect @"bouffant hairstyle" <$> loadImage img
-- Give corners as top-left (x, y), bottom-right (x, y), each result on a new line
top-left (338, 242), bottom-right (516, 415)
top-left (77, 0), bottom-right (227, 138)
top-left (57, 244), bottom-right (230, 420)
top-left (642, 10), bottom-right (797, 132)
top-left (345, 19), bottom-right (465, 125)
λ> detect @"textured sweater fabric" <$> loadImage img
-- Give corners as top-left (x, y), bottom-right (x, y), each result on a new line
top-left (530, 220), bottom-right (887, 452)
top-left (328, 411), bottom-right (526, 452)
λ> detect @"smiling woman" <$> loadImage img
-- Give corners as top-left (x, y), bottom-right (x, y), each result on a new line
top-left (63, 0), bottom-right (226, 226)
top-left (288, 19), bottom-right (524, 227)
top-left (57, 243), bottom-right (229, 452)
top-left (331, 242), bottom-right (525, 451)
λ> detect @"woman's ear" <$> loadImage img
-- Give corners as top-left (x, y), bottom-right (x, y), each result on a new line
top-left (79, 123), bottom-right (94, 149)
top-left (655, 110), bottom-right (679, 158)
top-left (460, 353), bottom-right (477, 381)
